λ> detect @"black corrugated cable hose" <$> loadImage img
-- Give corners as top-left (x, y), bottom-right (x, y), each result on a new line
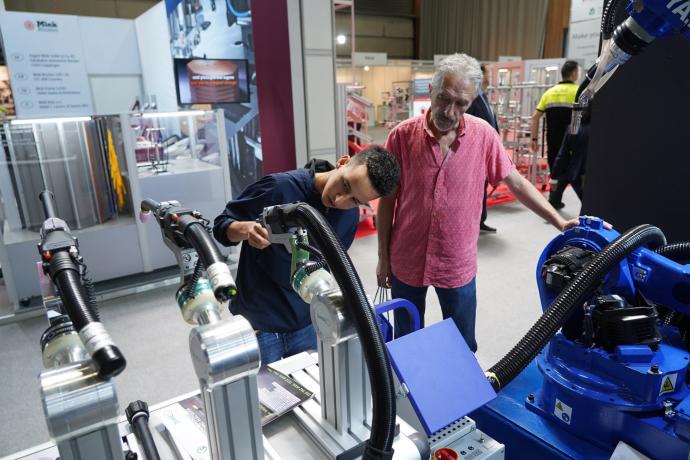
top-left (655, 242), bottom-right (690, 263)
top-left (51, 252), bottom-right (126, 378)
top-left (486, 224), bottom-right (666, 392)
top-left (50, 253), bottom-right (98, 329)
top-left (602, 0), bottom-right (626, 41)
top-left (296, 241), bottom-right (328, 275)
top-left (81, 263), bottom-right (100, 321)
top-left (303, 260), bottom-right (328, 275)
top-left (178, 215), bottom-right (226, 268)
top-left (39, 191), bottom-right (125, 378)
top-left (184, 259), bottom-right (204, 300)
top-left (286, 203), bottom-right (396, 459)
top-left (654, 242), bottom-right (690, 343)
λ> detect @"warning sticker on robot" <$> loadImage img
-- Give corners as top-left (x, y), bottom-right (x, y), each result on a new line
top-left (659, 373), bottom-right (678, 395)
top-left (554, 399), bottom-right (572, 425)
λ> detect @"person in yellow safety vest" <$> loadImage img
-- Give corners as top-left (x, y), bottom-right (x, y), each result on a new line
top-left (530, 60), bottom-right (580, 210)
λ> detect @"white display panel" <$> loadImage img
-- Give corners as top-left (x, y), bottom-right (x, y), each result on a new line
top-left (90, 75), bottom-right (143, 115)
top-left (302, 0), bottom-right (334, 51)
top-left (567, 19), bottom-right (601, 68)
top-left (305, 55), bottom-right (337, 154)
top-left (570, 0), bottom-right (604, 24)
top-left (135, 2), bottom-right (177, 112)
top-left (0, 12), bottom-right (94, 117)
top-left (78, 17), bottom-right (142, 75)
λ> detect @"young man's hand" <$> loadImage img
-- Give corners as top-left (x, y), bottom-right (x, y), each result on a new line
top-left (228, 221), bottom-right (271, 249)
top-left (245, 222), bottom-right (271, 249)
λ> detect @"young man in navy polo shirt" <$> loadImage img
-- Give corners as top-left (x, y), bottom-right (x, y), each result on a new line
top-left (213, 146), bottom-right (399, 364)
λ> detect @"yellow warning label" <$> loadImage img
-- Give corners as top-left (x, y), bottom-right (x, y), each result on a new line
top-left (659, 373), bottom-right (678, 395)
top-left (556, 402), bottom-right (563, 411)
top-left (662, 377), bottom-right (674, 393)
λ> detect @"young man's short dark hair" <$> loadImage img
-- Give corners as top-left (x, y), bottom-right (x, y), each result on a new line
top-left (561, 60), bottom-right (579, 80)
top-left (350, 145), bottom-right (400, 197)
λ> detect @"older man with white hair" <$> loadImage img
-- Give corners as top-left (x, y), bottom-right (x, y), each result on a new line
top-left (376, 53), bottom-right (578, 352)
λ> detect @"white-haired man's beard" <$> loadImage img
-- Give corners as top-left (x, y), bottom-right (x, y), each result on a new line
top-left (432, 110), bottom-right (457, 132)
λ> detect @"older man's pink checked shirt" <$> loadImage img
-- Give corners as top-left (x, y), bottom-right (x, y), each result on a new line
top-left (384, 112), bottom-right (515, 288)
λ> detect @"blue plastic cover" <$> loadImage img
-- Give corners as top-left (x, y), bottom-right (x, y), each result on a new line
top-left (386, 319), bottom-right (497, 435)
top-left (615, 345), bottom-right (654, 363)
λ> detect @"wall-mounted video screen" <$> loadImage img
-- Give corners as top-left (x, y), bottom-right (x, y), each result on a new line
top-left (174, 58), bottom-right (249, 104)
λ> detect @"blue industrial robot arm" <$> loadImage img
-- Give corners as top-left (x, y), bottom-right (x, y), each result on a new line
top-left (537, 217), bottom-right (690, 317)
top-left (632, 0), bottom-right (690, 40)
top-left (628, 247), bottom-right (690, 316)
top-left (536, 217), bottom-right (636, 312)
top-left (527, 218), bottom-right (690, 456)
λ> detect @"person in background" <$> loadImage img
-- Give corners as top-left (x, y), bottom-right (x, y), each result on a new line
top-left (466, 63), bottom-right (499, 233)
top-left (549, 105), bottom-right (591, 209)
top-left (213, 146), bottom-right (400, 364)
top-left (377, 53), bottom-right (578, 352)
top-left (530, 60), bottom-right (580, 210)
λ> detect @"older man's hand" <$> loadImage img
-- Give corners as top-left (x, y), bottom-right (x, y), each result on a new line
top-left (559, 218), bottom-right (580, 232)
top-left (377, 256), bottom-right (392, 288)
top-left (557, 217), bottom-right (612, 232)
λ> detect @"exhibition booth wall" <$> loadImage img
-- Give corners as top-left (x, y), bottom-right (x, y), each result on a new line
top-left (0, 0), bottom-right (345, 315)
top-left (0, 12), bottom-right (148, 116)
top-left (0, 2), bottom-right (260, 314)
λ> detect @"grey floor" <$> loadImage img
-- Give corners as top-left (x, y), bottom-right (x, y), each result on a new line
top-left (0, 184), bottom-right (582, 457)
